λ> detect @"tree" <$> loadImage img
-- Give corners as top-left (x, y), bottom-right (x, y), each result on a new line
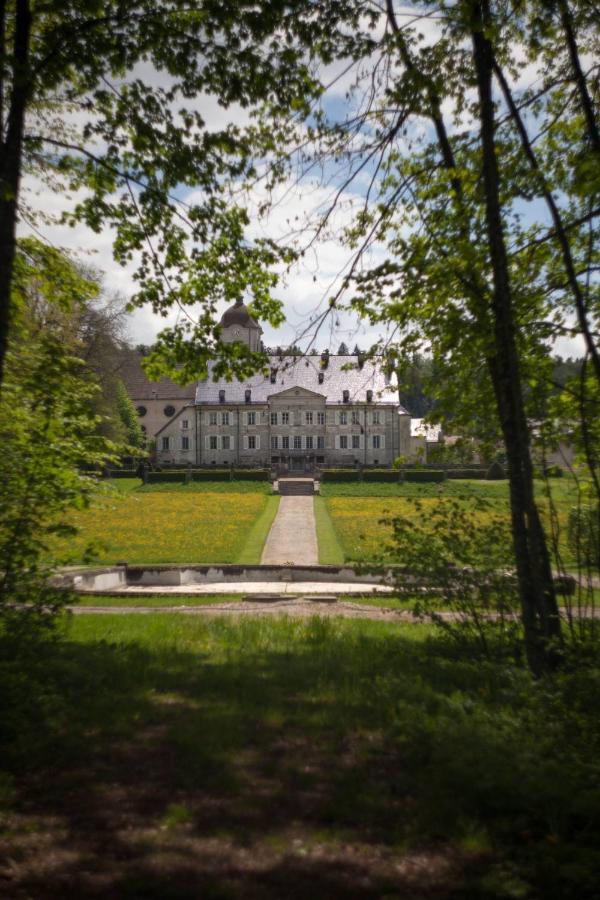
top-left (0, 0), bottom-right (319, 388)
top-left (115, 380), bottom-right (146, 451)
top-left (250, 0), bottom-right (599, 671)
top-left (0, 239), bottom-right (118, 619)
top-left (337, 341), bottom-right (349, 354)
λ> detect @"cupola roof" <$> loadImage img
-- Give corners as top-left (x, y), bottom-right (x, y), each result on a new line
top-left (220, 299), bottom-right (261, 330)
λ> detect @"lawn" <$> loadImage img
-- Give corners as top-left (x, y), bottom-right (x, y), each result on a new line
top-left (57, 486), bottom-right (279, 565)
top-left (323, 477), bottom-right (587, 565)
top-left (1, 614), bottom-right (598, 899)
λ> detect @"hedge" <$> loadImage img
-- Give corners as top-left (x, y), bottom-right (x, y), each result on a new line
top-left (191, 470), bottom-right (231, 482)
top-left (446, 468), bottom-right (487, 480)
top-left (234, 469), bottom-right (269, 481)
top-left (363, 469), bottom-right (399, 483)
top-left (146, 471), bottom-right (188, 483)
top-left (321, 469), bottom-right (359, 482)
top-left (403, 469), bottom-right (446, 483)
top-left (106, 469), bottom-right (138, 478)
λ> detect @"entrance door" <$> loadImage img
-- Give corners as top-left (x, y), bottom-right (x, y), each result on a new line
top-left (290, 456), bottom-right (305, 472)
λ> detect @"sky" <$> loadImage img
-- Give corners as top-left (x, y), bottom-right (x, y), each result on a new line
top-left (18, 6), bottom-right (587, 361)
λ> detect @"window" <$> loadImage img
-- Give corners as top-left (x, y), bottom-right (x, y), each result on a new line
top-left (281, 411), bottom-right (289, 425)
top-left (271, 435), bottom-right (278, 450)
top-left (372, 435), bottom-right (381, 449)
top-left (317, 436), bottom-right (325, 449)
top-left (317, 412), bottom-right (325, 425)
top-left (222, 435), bottom-right (231, 450)
top-left (181, 419), bottom-right (189, 430)
top-left (161, 436), bottom-right (169, 450)
top-left (248, 435), bottom-right (257, 450)
top-left (164, 404), bottom-right (176, 417)
top-left (282, 436), bottom-right (290, 449)
top-left (247, 411), bottom-right (256, 425)
top-left (339, 435), bottom-right (348, 449)
top-left (372, 411), bottom-right (381, 425)
top-left (351, 411), bottom-right (360, 425)
top-left (352, 434), bottom-right (360, 449)
top-left (339, 411), bottom-right (347, 425)
top-left (209, 435), bottom-right (218, 450)
top-left (293, 435), bottom-right (302, 449)
top-left (271, 412), bottom-right (278, 426)
top-left (136, 405), bottom-right (147, 417)
top-left (181, 435), bottom-right (190, 451)
top-left (221, 411), bottom-right (229, 426)
top-left (305, 411), bottom-right (313, 425)
top-left (209, 411), bottom-right (218, 426)
top-left (305, 435), bottom-right (313, 450)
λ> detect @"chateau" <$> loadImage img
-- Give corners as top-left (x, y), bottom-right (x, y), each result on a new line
top-left (125, 300), bottom-right (412, 472)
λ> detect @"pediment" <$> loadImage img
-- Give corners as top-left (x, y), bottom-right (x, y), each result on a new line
top-left (268, 386), bottom-right (325, 402)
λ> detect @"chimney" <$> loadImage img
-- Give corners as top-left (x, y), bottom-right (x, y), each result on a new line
top-left (320, 350), bottom-right (329, 369)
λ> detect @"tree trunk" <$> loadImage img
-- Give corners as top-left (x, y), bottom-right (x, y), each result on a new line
top-left (0, 0), bottom-right (31, 390)
top-left (471, 0), bottom-right (562, 673)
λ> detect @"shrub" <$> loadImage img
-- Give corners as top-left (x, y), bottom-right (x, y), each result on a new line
top-left (321, 469), bottom-right (359, 482)
top-left (233, 469), bottom-right (269, 481)
top-left (105, 469), bottom-right (137, 478)
top-left (446, 468), bottom-right (487, 480)
top-left (485, 460), bottom-right (506, 480)
top-left (191, 470), bottom-right (231, 482)
top-left (404, 469), bottom-right (446, 483)
top-left (568, 505), bottom-right (600, 568)
top-left (544, 464), bottom-right (564, 478)
top-left (146, 471), bottom-right (187, 484)
top-left (363, 469), bottom-right (399, 483)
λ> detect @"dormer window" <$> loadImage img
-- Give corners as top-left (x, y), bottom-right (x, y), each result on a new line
top-left (270, 368), bottom-right (277, 384)
top-left (245, 389), bottom-right (251, 403)
top-left (318, 372), bottom-right (324, 384)
top-left (342, 390), bottom-right (350, 403)
top-left (366, 390), bottom-right (373, 403)
top-left (219, 389), bottom-right (225, 403)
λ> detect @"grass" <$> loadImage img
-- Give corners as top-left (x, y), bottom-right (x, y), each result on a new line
top-left (323, 477), bottom-right (587, 565)
top-left (57, 489), bottom-right (272, 565)
top-left (313, 496), bottom-right (345, 565)
top-left (1, 614), bottom-right (599, 899)
top-left (237, 495), bottom-right (280, 564)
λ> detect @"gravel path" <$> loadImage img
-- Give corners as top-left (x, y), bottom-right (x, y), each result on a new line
top-left (260, 496), bottom-right (318, 565)
top-left (69, 600), bottom-right (411, 620)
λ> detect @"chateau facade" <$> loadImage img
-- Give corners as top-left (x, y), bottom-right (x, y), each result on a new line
top-left (134, 300), bottom-right (412, 472)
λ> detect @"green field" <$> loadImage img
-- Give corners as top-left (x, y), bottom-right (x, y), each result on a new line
top-left (1, 614), bottom-right (598, 899)
top-left (322, 478), bottom-right (587, 565)
top-left (57, 484), bottom-right (279, 565)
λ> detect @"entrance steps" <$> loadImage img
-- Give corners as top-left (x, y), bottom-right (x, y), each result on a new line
top-left (277, 478), bottom-right (316, 496)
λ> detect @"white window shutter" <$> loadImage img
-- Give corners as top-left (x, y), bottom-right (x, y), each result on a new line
top-left (243, 436), bottom-right (248, 450)
top-left (230, 436), bottom-right (235, 449)
top-left (205, 435), bottom-right (210, 449)
top-left (256, 436), bottom-right (260, 450)
top-left (334, 435), bottom-right (339, 450)
top-left (381, 435), bottom-right (386, 449)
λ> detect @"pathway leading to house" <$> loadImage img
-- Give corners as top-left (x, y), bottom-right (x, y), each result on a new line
top-left (260, 495), bottom-right (319, 565)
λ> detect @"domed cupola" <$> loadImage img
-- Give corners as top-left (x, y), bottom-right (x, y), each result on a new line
top-left (220, 299), bottom-right (262, 351)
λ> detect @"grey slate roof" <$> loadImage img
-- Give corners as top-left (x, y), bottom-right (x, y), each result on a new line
top-left (120, 350), bottom-right (196, 401)
top-left (195, 355), bottom-right (408, 411)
